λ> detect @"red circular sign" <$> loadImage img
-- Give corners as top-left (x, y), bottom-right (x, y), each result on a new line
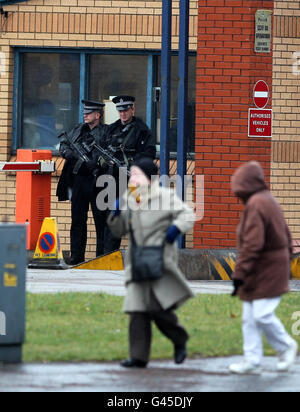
top-left (39, 232), bottom-right (55, 254)
top-left (253, 80), bottom-right (269, 109)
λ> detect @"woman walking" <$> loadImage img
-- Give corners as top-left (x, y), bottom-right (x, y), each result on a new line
top-left (230, 161), bottom-right (298, 374)
top-left (107, 158), bottom-right (195, 368)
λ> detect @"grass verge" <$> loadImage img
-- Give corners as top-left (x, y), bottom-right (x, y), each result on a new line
top-left (24, 292), bottom-right (300, 362)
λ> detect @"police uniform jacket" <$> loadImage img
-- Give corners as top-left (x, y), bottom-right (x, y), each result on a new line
top-left (56, 122), bottom-right (109, 201)
top-left (106, 117), bottom-right (156, 166)
top-left (107, 181), bottom-right (195, 313)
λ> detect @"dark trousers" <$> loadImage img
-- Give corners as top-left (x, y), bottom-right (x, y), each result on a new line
top-left (101, 172), bottom-right (126, 255)
top-left (129, 310), bottom-right (189, 363)
top-left (103, 217), bottom-right (122, 255)
top-left (70, 175), bottom-right (107, 261)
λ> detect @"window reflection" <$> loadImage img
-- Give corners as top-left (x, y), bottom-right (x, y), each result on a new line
top-left (18, 51), bottom-right (195, 154)
top-left (21, 53), bottom-right (80, 150)
top-left (89, 54), bottom-right (148, 124)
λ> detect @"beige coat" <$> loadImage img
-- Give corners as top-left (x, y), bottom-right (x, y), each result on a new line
top-left (107, 181), bottom-right (195, 313)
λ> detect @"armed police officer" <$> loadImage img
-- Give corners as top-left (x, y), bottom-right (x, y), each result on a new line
top-left (108, 96), bottom-right (156, 165)
top-left (102, 95), bottom-right (157, 253)
top-left (56, 100), bottom-right (109, 265)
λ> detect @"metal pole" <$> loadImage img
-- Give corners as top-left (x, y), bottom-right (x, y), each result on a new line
top-left (160, 0), bottom-right (172, 182)
top-left (177, 0), bottom-right (190, 248)
top-left (79, 53), bottom-right (87, 123)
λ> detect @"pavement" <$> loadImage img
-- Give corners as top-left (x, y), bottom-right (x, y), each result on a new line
top-left (1, 269), bottom-right (299, 393)
top-left (26, 268), bottom-right (236, 295)
top-left (0, 356), bottom-right (299, 393)
top-left (26, 268), bottom-right (300, 295)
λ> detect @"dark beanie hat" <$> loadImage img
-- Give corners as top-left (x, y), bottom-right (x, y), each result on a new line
top-left (132, 158), bottom-right (158, 180)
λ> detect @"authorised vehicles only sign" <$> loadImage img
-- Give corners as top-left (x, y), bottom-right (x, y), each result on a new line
top-left (248, 108), bottom-right (272, 138)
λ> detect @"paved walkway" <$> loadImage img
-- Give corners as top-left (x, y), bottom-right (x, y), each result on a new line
top-left (0, 356), bottom-right (299, 392)
top-left (26, 269), bottom-right (235, 295)
top-left (26, 268), bottom-right (300, 295)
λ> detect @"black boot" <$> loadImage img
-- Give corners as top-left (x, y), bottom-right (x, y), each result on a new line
top-left (174, 345), bottom-right (187, 364)
top-left (120, 358), bottom-right (148, 368)
top-left (69, 256), bottom-right (84, 266)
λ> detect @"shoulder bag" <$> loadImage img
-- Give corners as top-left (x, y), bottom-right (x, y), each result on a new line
top-left (129, 216), bottom-right (164, 283)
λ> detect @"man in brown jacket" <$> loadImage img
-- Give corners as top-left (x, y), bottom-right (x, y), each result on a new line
top-left (229, 161), bottom-right (298, 374)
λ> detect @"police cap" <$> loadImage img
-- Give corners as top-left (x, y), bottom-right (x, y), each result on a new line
top-left (112, 96), bottom-right (135, 111)
top-left (82, 100), bottom-right (105, 115)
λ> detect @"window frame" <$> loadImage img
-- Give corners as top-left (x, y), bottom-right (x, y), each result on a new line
top-left (0, 0), bottom-right (29, 5)
top-left (12, 47), bottom-right (196, 157)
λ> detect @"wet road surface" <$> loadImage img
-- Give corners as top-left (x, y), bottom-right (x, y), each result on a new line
top-left (0, 356), bottom-right (299, 392)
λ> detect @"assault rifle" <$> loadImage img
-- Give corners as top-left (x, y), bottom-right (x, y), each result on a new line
top-left (82, 139), bottom-right (131, 177)
top-left (58, 131), bottom-right (91, 175)
top-left (59, 131), bottom-right (131, 177)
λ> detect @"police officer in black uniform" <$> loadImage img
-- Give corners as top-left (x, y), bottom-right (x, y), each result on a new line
top-left (109, 96), bottom-right (156, 166)
top-left (56, 100), bottom-right (109, 265)
top-left (103, 95), bottom-right (157, 253)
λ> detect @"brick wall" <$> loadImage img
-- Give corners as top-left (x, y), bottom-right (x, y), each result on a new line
top-left (272, 0), bottom-right (300, 241)
top-left (0, 0), bottom-right (198, 49)
top-left (195, 0), bottom-right (273, 249)
top-left (0, 0), bottom-right (198, 257)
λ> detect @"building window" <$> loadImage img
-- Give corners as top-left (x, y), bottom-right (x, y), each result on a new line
top-left (14, 49), bottom-right (196, 155)
top-left (21, 53), bottom-right (80, 150)
top-left (157, 55), bottom-right (196, 155)
top-left (89, 54), bottom-right (148, 124)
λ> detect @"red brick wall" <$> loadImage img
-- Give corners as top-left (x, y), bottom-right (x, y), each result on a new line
top-left (195, 0), bottom-right (273, 249)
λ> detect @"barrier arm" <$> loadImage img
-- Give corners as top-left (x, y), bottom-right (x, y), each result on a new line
top-left (0, 161), bottom-right (55, 173)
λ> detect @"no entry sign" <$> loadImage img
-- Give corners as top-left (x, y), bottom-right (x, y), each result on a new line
top-left (253, 80), bottom-right (269, 109)
top-left (248, 108), bottom-right (272, 138)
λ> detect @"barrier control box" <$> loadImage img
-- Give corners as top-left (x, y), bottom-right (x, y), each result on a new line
top-left (0, 224), bottom-right (26, 363)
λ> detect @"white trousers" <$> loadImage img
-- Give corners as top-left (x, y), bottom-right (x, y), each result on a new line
top-left (243, 297), bottom-right (292, 366)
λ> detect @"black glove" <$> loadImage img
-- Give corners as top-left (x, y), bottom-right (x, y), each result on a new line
top-left (86, 159), bottom-right (98, 174)
top-left (231, 279), bottom-right (244, 297)
top-left (98, 156), bottom-right (109, 169)
top-left (62, 148), bottom-right (76, 161)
